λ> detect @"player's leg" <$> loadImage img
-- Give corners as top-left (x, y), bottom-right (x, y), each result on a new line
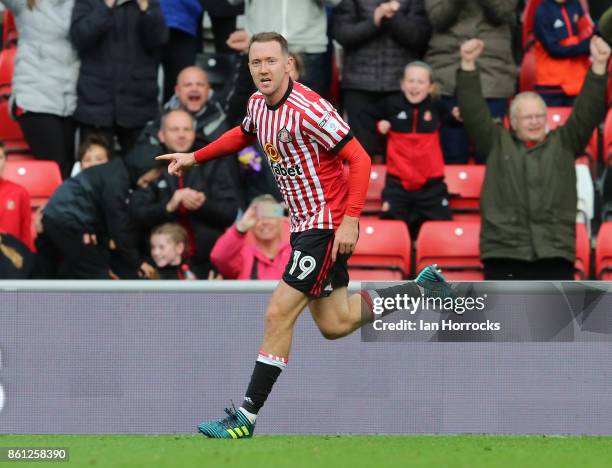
top-left (197, 280), bottom-right (309, 439)
top-left (309, 259), bottom-right (454, 340)
top-left (309, 286), bottom-right (369, 339)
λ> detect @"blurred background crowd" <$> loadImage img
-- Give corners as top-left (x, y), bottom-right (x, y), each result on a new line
top-left (0, 0), bottom-right (611, 282)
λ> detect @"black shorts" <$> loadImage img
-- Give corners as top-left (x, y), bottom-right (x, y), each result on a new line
top-left (282, 229), bottom-right (350, 298)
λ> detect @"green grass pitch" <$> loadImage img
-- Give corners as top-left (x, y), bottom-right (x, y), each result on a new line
top-left (0, 434), bottom-right (611, 468)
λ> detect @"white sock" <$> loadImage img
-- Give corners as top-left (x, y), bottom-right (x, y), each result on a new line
top-left (239, 406), bottom-right (257, 424)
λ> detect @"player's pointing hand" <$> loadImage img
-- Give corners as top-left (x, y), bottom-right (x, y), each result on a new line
top-left (155, 152), bottom-right (197, 177)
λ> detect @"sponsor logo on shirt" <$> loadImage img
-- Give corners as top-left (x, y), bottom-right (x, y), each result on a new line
top-left (271, 164), bottom-right (304, 178)
top-left (264, 143), bottom-right (282, 164)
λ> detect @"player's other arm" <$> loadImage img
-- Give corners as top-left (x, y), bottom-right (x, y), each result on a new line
top-left (155, 126), bottom-right (256, 176)
top-left (332, 137), bottom-right (372, 261)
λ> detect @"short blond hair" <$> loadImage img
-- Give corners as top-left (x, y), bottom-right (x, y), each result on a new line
top-left (151, 223), bottom-right (187, 245)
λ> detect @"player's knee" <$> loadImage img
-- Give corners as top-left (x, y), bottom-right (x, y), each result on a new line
top-left (264, 302), bottom-right (286, 330)
top-left (318, 324), bottom-right (347, 340)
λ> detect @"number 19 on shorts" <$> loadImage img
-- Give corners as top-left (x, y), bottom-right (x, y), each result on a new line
top-left (288, 250), bottom-right (317, 279)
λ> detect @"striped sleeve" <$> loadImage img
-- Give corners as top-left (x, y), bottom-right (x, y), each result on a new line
top-left (241, 98), bottom-right (257, 135)
top-left (302, 98), bottom-right (352, 152)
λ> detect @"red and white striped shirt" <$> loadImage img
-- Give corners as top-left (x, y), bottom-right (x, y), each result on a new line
top-left (241, 80), bottom-right (352, 232)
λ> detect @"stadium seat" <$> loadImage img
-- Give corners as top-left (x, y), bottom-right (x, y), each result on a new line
top-left (2, 10), bottom-right (18, 48)
top-left (604, 109), bottom-right (612, 163)
top-left (519, 46), bottom-right (537, 92)
top-left (595, 222), bottom-right (612, 280)
top-left (3, 160), bottom-right (62, 207)
top-left (364, 164), bottom-right (385, 213)
top-left (521, 0), bottom-right (544, 50)
top-left (574, 222), bottom-right (590, 280)
top-left (197, 52), bottom-right (238, 92)
top-left (348, 219), bottom-right (411, 279)
top-left (416, 220), bottom-right (483, 280)
top-left (546, 106), bottom-right (572, 131)
top-left (0, 47), bottom-right (29, 153)
top-left (443, 165), bottom-right (485, 220)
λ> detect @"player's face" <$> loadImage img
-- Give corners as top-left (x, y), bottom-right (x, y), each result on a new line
top-left (175, 68), bottom-right (210, 113)
top-left (512, 97), bottom-right (547, 143)
top-left (80, 144), bottom-right (109, 170)
top-left (150, 234), bottom-right (183, 268)
top-left (0, 149), bottom-right (5, 178)
top-left (401, 66), bottom-right (433, 104)
top-left (253, 203), bottom-right (282, 241)
top-left (248, 41), bottom-right (291, 102)
top-left (159, 112), bottom-right (196, 153)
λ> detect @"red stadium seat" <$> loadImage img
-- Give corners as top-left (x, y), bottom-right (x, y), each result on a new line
top-left (546, 106), bottom-right (572, 131)
top-left (574, 222), bottom-right (590, 280)
top-left (604, 109), bottom-right (612, 163)
top-left (595, 222), bottom-right (612, 280)
top-left (3, 160), bottom-right (62, 207)
top-left (443, 165), bottom-right (485, 218)
top-left (347, 268), bottom-right (404, 281)
top-left (0, 47), bottom-right (28, 153)
top-left (348, 219), bottom-right (411, 279)
top-left (2, 10), bottom-right (18, 48)
top-left (519, 46), bottom-right (537, 92)
top-left (521, 0), bottom-right (544, 50)
top-left (416, 220), bottom-right (483, 280)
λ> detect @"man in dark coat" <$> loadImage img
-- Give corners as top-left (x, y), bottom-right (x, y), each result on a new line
top-left (70, 0), bottom-right (169, 155)
top-left (130, 109), bottom-right (239, 277)
top-left (39, 144), bottom-right (164, 279)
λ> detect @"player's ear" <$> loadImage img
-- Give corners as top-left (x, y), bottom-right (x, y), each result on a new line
top-left (285, 54), bottom-right (293, 73)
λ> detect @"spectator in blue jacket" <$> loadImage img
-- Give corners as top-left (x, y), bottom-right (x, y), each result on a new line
top-left (159, 0), bottom-right (204, 103)
top-left (533, 0), bottom-right (592, 106)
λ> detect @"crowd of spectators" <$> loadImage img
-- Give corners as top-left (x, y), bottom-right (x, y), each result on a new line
top-left (0, 0), bottom-right (610, 281)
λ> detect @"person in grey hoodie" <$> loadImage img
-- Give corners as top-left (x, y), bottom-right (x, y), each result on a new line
top-left (1, 0), bottom-right (79, 178)
top-left (223, 0), bottom-right (339, 123)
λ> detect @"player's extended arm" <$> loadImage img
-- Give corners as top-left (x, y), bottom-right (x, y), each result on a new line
top-left (156, 126), bottom-right (256, 176)
top-left (193, 126), bottom-right (256, 163)
top-left (331, 137), bottom-right (372, 261)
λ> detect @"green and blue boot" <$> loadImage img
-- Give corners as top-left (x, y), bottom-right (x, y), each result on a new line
top-left (198, 405), bottom-right (254, 439)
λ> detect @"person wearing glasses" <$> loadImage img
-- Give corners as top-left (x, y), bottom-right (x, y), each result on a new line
top-left (456, 36), bottom-right (610, 280)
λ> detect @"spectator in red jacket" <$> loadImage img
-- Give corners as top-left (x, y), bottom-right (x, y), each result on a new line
top-left (0, 141), bottom-right (33, 251)
top-left (210, 194), bottom-right (291, 280)
top-left (377, 61), bottom-right (452, 238)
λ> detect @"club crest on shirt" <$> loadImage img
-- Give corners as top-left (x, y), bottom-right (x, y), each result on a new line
top-left (264, 142), bottom-right (282, 164)
top-left (278, 127), bottom-right (292, 143)
top-left (5, 200), bottom-right (15, 210)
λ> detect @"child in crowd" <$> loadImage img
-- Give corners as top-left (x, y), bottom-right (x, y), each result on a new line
top-left (150, 223), bottom-right (196, 280)
top-left (71, 134), bottom-right (113, 176)
top-left (0, 141), bottom-right (33, 251)
top-left (377, 61), bottom-right (453, 239)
